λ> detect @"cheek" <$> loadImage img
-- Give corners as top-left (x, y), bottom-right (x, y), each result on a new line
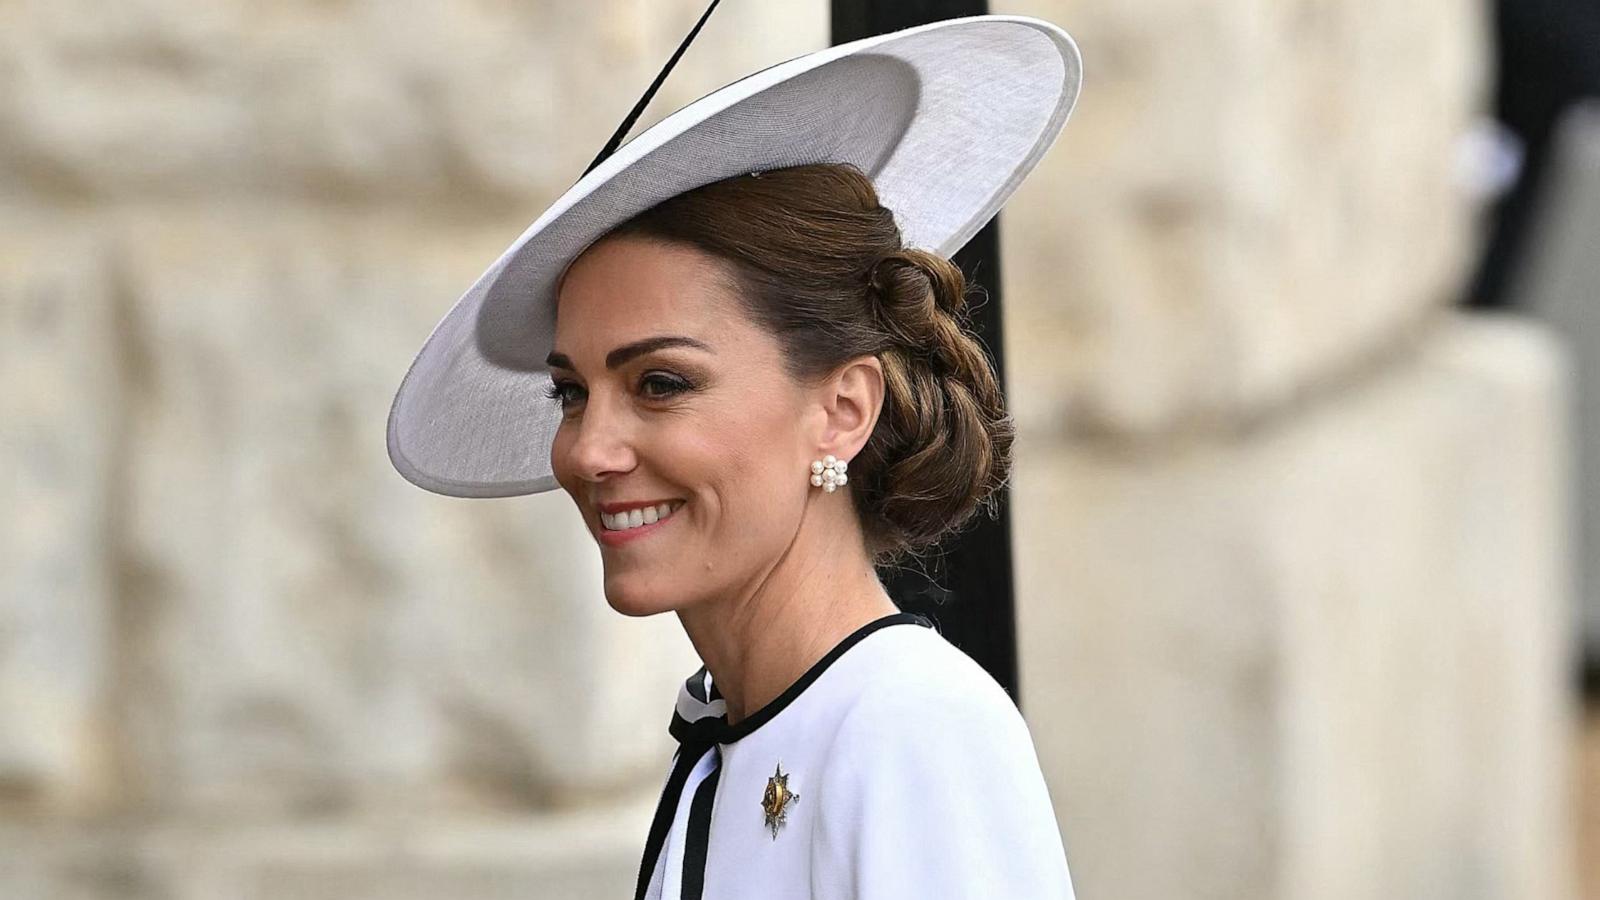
top-left (694, 401), bottom-right (806, 530)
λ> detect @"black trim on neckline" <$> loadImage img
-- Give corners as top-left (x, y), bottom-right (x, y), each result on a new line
top-left (669, 611), bottom-right (933, 746)
top-left (633, 744), bottom-right (708, 900)
top-left (680, 754), bottom-right (722, 900)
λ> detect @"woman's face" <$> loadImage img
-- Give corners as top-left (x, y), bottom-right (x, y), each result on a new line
top-left (548, 234), bottom-right (819, 617)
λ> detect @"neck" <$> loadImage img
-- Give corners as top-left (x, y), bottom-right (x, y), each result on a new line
top-left (675, 507), bottom-right (898, 726)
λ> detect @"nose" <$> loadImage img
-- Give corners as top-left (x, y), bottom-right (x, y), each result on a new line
top-left (559, 395), bottom-right (638, 484)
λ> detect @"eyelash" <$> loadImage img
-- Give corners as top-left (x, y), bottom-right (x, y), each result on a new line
top-left (544, 372), bottom-right (695, 409)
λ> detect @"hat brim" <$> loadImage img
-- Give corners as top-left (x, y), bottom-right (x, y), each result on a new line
top-left (387, 15), bottom-right (1082, 498)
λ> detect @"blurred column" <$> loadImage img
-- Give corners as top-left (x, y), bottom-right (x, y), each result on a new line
top-left (1506, 103), bottom-right (1600, 676)
top-left (0, 227), bottom-right (118, 815)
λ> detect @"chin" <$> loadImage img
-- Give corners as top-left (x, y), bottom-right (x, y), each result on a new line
top-left (602, 572), bottom-right (684, 618)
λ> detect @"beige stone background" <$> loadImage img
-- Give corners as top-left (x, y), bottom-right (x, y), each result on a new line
top-left (0, 1), bottom-right (1588, 898)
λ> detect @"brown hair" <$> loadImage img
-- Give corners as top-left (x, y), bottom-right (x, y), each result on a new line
top-left (605, 163), bottom-right (1014, 564)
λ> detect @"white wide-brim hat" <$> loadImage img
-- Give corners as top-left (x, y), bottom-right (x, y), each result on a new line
top-left (387, 14), bottom-right (1082, 498)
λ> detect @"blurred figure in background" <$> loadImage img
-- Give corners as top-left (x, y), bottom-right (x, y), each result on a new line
top-left (1466, 0), bottom-right (1600, 310)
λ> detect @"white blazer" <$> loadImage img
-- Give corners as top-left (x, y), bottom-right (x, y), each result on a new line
top-left (635, 611), bottom-right (1076, 900)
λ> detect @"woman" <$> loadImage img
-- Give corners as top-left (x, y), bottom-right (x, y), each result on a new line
top-left (387, 14), bottom-right (1082, 900)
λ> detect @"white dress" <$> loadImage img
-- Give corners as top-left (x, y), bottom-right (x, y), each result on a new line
top-left (635, 611), bottom-right (1077, 900)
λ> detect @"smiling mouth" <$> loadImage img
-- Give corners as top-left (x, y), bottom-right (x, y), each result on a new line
top-left (599, 500), bottom-right (685, 533)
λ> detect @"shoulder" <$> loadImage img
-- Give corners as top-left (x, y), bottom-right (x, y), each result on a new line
top-left (806, 623), bottom-right (1076, 898)
top-left (811, 623), bottom-right (1054, 818)
top-left (829, 623), bottom-right (1034, 758)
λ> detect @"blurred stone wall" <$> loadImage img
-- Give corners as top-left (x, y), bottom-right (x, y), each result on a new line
top-left (0, 0), bottom-right (1580, 898)
top-left (0, 2), bottom-right (827, 896)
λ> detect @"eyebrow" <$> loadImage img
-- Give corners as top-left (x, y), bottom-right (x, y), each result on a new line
top-left (545, 335), bottom-right (713, 372)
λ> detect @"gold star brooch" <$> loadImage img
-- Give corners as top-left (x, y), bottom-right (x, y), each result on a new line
top-left (760, 761), bottom-right (799, 839)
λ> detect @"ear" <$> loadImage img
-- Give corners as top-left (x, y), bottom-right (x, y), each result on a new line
top-left (813, 354), bottom-right (885, 460)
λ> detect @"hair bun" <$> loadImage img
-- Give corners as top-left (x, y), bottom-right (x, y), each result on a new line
top-left (864, 250), bottom-right (973, 376)
top-left (866, 249), bottom-right (967, 320)
top-left (858, 245), bottom-right (1014, 557)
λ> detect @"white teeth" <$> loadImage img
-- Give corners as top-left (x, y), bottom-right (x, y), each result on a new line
top-left (602, 501), bottom-right (680, 532)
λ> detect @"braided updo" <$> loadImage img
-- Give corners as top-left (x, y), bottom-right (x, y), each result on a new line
top-left (605, 162), bottom-right (1014, 563)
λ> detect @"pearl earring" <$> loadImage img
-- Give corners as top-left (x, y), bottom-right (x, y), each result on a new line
top-left (809, 454), bottom-right (848, 493)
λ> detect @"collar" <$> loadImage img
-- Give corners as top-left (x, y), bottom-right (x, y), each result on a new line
top-left (667, 611), bottom-right (935, 747)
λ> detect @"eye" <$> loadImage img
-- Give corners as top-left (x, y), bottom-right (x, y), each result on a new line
top-left (639, 371), bottom-right (693, 400)
top-left (544, 379), bottom-right (586, 410)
